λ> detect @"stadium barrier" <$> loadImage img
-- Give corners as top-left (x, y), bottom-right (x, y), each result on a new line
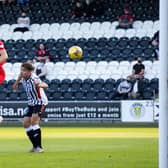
top-left (0, 100), bottom-right (158, 123)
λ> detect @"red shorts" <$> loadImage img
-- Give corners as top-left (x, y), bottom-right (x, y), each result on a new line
top-left (0, 66), bottom-right (5, 84)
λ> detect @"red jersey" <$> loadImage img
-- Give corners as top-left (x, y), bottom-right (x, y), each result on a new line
top-left (119, 14), bottom-right (133, 23)
top-left (0, 40), bottom-right (6, 84)
top-left (0, 40), bottom-right (5, 51)
top-left (37, 48), bottom-right (51, 61)
top-left (37, 49), bottom-right (47, 57)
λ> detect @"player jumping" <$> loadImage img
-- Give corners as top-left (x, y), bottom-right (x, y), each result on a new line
top-left (13, 62), bottom-right (48, 153)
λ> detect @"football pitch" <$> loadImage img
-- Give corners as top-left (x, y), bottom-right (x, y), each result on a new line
top-left (0, 127), bottom-right (158, 168)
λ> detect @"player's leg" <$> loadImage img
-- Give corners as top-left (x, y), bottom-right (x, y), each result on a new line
top-left (31, 113), bottom-right (42, 150)
top-left (31, 105), bottom-right (45, 152)
top-left (23, 106), bottom-right (36, 151)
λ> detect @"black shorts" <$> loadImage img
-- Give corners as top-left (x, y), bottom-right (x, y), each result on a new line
top-left (23, 105), bottom-right (46, 117)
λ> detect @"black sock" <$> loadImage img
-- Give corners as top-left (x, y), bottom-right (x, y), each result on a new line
top-left (26, 130), bottom-right (36, 148)
top-left (33, 128), bottom-right (42, 148)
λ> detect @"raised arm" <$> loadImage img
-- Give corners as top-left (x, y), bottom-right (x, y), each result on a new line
top-left (13, 73), bottom-right (23, 91)
top-left (36, 82), bottom-right (48, 88)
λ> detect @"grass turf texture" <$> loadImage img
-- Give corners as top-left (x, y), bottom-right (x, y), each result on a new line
top-left (0, 127), bottom-right (158, 168)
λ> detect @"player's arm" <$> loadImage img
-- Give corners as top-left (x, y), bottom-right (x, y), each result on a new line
top-left (35, 81), bottom-right (48, 89)
top-left (38, 82), bottom-right (48, 88)
top-left (0, 42), bottom-right (8, 63)
top-left (13, 73), bottom-right (23, 90)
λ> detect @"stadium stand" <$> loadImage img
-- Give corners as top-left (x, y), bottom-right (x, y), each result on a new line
top-left (0, 0), bottom-right (159, 101)
top-left (0, 0), bottom-right (159, 24)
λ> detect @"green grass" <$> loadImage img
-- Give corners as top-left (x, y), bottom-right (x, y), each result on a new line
top-left (0, 127), bottom-right (158, 168)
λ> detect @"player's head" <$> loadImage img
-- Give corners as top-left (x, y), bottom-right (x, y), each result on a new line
top-left (21, 62), bottom-right (34, 79)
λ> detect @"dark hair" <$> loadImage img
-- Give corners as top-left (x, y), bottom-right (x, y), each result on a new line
top-left (21, 62), bottom-right (34, 71)
top-left (127, 75), bottom-right (132, 79)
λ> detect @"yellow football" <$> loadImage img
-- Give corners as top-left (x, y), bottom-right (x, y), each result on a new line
top-left (68, 46), bottom-right (83, 60)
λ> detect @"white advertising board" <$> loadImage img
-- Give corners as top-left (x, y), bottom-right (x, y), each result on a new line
top-left (122, 100), bottom-right (154, 122)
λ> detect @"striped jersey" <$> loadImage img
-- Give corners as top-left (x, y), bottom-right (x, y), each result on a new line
top-left (21, 73), bottom-right (48, 106)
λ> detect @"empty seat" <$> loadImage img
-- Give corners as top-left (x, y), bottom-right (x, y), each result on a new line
top-left (142, 60), bottom-right (153, 70)
top-left (19, 92), bottom-right (27, 100)
top-left (74, 91), bottom-right (85, 100)
top-left (138, 78), bottom-right (150, 96)
top-left (8, 92), bottom-right (19, 100)
top-left (90, 22), bottom-right (101, 32)
top-left (143, 48), bottom-right (155, 56)
top-left (133, 21), bottom-right (143, 30)
top-left (119, 61), bottom-right (130, 70)
top-left (70, 22), bottom-right (80, 33)
top-left (129, 37), bottom-right (140, 47)
top-left (64, 62), bottom-right (75, 71)
top-left (52, 91), bottom-right (63, 100)
top-left (63, 91), bottom-right (74, 100)
top-left (80, 22), bottom-right (91, 32)
top-left (139, 37), bottom-right (151, 47)
top-left (111, 48), bottom-right (121, 56)
top-left (86, 61), bottom-right (97, 69)
top-left (55, 62), bottom-right (65, 70)
top-left (59, 23), bottom-right (70, 34)
top-left (96, 61), bottom-right (108, 68)
top-left (142, 87), bottom-right (154, 100)
top-left (104, 78), bottom-right (116, 92)
top-left (96, 91), bottom-right (108, 100)
top-left (85, 90), bottom-right (96, 100)
top-left (81, 78), bottom-right (94, 91)
top-left (0, 92), bottom-right (8, 101)
top-left (143, 20), bottom-right (154, 29)
top-left (50, 79), bottom-right (60, 90)
top-left (71, 79), bottom-right (82, 92)
top-left (85, 38), bottom-right (98, 48)
top-left (97, 37), bottom-right (108, 47)
top-left (60, 79), bottom-right (71, 92)
top-left (100, 21), bottom-right (111, 31)
top-left (93, 79), bottom-right (104, 91)
top-left (6, 79), bottom-right (16, 90)
top-left (118, 37), bottom-right (129, 48)
top-left (30, 24), bottom-right (40, 31)
top-left (150, 78), bottom-right (159, 94)
top-left (132, 47), bottom-right (143, 55)
top-left (115, 29), bottom-right (126, 38)
top-left (108, 61), bottom-right (119, 68)
top-left (108, 37), bottom-right (118, 48)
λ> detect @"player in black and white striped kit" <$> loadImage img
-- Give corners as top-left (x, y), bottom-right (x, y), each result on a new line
top-left (13, 62), bottom-right (48, 153)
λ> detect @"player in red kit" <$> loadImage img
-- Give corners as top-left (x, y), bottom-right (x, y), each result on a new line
top-left (0, 40), bottom-right (8, 84)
